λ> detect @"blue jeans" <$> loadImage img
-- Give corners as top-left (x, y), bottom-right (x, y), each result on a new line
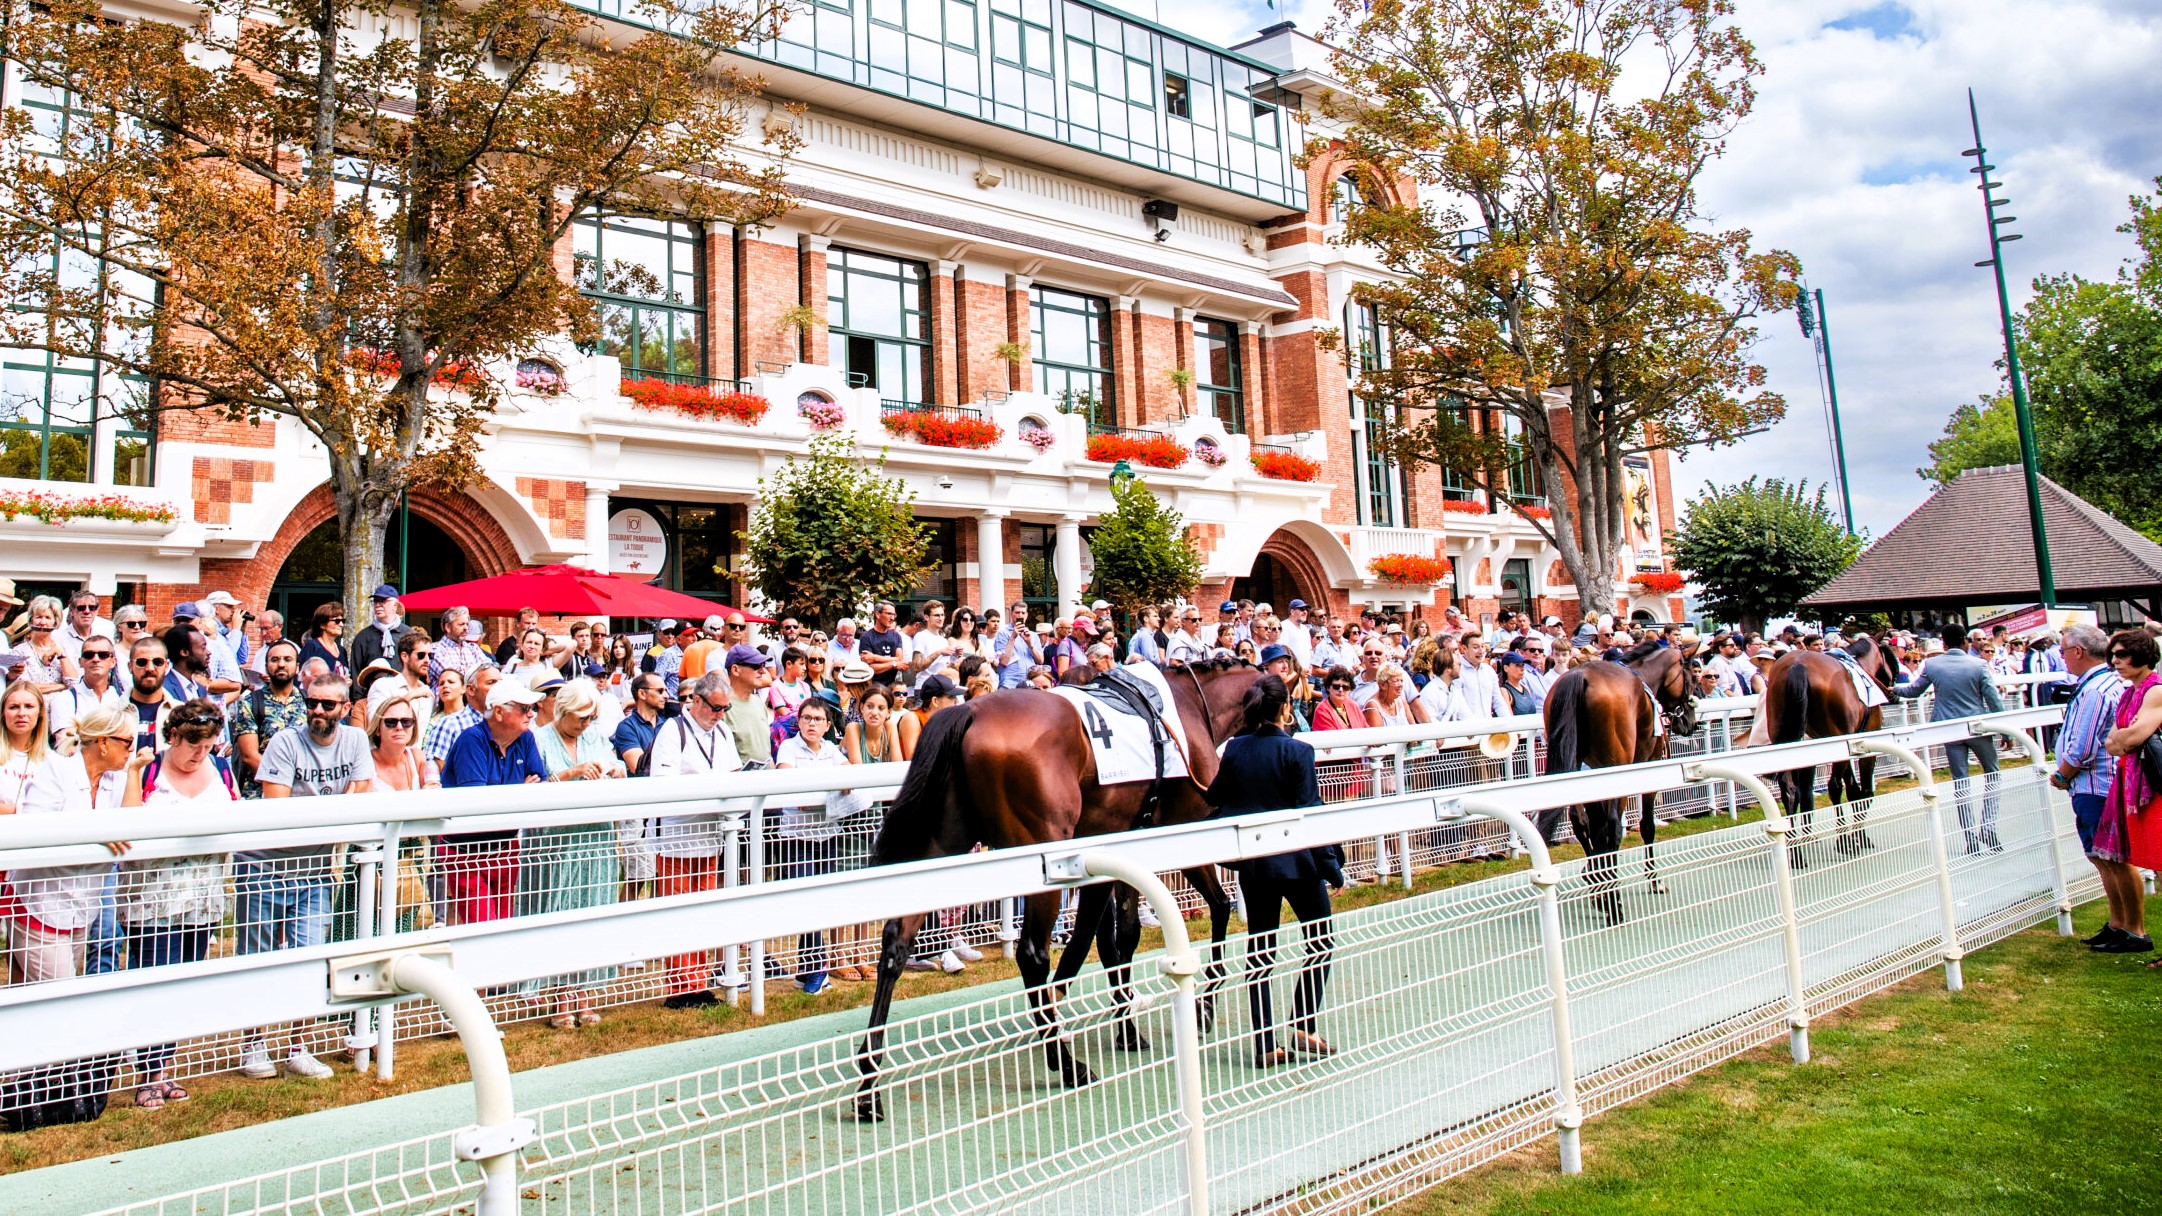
top-left (125, 924), bottom-right (212, 1075)
top-left (83, 868), bottom-right (123, 977)
top-left (232, 861), bottom-right (334, 955)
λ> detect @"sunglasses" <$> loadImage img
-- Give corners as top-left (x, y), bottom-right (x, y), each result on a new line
top-left (119, 620), bottom-right (146, 629)
top-left (328, 618), bottom-right (347, 624)
top-left (701, 696), bottom-right (730, 712)
top-left (808, 658), bottom-right (826, 666)
top-left (81, 650), bottom-right (114, 660)
top-left (306, 697), bottom-right (347, 711)
top-left (1327, 681), bottom-right (1353, 691)
top-left (132, 657), bottom-right (168, 668)
top-left (380, 717), bottom-right (416, 729)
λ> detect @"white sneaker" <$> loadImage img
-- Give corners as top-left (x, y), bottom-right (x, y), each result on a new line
top-left (952, 943), bottom-right (984, 963)
top-left (239, 1043), bottom-right (276, 1080)
top-left (284, 1050), bottom-right (334, 1079)
top-left (939, 949), bottom-right (966, 974)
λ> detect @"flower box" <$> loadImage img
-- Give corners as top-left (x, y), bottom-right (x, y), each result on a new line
top-left (1249, 449), bottom-right (1321, 482)
top-left (0, 488), bottom-right (178, 526)
top-left (1630, 571), bottom-right (1685, 595)
top-left (514, 360), bottom-right (566, 396)
top-left (1020, 423), bottom-right (1057, 453)
top-left (1194, 438), bottom-right (1228, 469)
top-left (622, 379), bottom-right (771, 425)
top-left (1439, 497), bottom-right (1488, 515)
top-left (350, 348), bottom-right (490, 391)
top-left (882, 412), bottom-right (1003, 449)
top-left (1086, 432), bottom-right (1190, 469)
top-left (1516, 503), bottom-right (1553, 520)
top-left (798, 398), bottom-right (847, 430)
top-left (1368, 553), bottom-right (1453, 584)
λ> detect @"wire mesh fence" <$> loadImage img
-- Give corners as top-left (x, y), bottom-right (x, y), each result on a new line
top-left (84, 761), bottom-right (2084, 1216)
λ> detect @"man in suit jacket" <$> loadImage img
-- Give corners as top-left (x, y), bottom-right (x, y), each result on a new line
top-left (1895, 623), bottom-right (2008, 852)
top-left (348, 584), bottom-right (414, 675)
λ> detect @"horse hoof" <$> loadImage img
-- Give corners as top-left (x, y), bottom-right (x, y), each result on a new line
top-left (1646, 879), bottom-right (1669, 895)
top-left (1061, 1060), bottom-right (1097, 1088)
top-left (1115, 1033), bottom-right (1152, 1053)
top-left (849, 1093), bottom-right (886, 1123)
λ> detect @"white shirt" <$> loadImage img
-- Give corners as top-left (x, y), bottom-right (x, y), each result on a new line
top-left (826, 637), bottom-right (862, 669)
top-left (1415, 676), bottom-right (1470, 723)
top-left (14, 754), bottom-right (127, 930)
top-left (1458, 662), bottom-right (1503, 719)
top-left (55, 616), bottom-right (114, 661)
top-left (773, 734), bottom-right (849, 841)
top-left (1166, 628), bottom-right (1209, 665)
top-left (45, 681), bottom-right (124, 744)
top-left (647, 713), bottom-right (739, 857)
top-left (1281, 620), bottom-right (1314, 670)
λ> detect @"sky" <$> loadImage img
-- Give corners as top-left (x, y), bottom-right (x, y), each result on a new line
top-left (1111, 0), bottom-right (2162, 537)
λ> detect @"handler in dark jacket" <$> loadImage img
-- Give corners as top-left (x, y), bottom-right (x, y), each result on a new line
top-left (1204, 674), bottom-right (1345, 1067)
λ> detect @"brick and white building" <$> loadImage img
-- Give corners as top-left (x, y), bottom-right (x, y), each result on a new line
top-left (0, 14), bottom-right (1678, 629)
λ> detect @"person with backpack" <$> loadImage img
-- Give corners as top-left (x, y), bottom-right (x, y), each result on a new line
top-left (230, 639), bottom-right (306, 798)
top-left (117, 698), bottom-right (237, 1110)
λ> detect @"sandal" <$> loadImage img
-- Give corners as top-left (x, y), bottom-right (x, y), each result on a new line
top-left (577, 1010), bottom-right (602, 1026)
top-left (135, 1085), bottom-right (165, 1110)
top-left (548, 1013), bottom-right (577, 1030)
top-left (159, 1080), bottom-right (190, 1103)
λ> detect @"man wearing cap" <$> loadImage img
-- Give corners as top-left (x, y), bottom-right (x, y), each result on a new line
top-left (641, 620), bottom-right (679, 674)
top-left (347, 585), bottom-right (411, 674)
top-left (437, 677), bottom-right (551, 927)
top-left (1214, 600), bottom-right (1242, 645)
top-left (678, 614), bottom-right (728, 688)
top-left (655, 620), bottom-right (696, 698)
top-left (199, 590), bottom-right (250, 670)
top-left (1279, 600), bottom-right (1315, 672)
top-left (722, 644), bottom-right (775, 769)
top-left (649, 671), bottom-right (740, 1007)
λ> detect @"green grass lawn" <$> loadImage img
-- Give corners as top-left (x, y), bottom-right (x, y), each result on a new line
top-left (1394, 897), bottom-right (2162, 1215)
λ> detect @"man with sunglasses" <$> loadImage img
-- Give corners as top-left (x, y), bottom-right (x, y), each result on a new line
top-left (760, 617), bottom-right (803, 665)
top-left (1167, 607), bottom-right (1209, 666)
top-left (126, 636), bottom-right (181, 755)
top-left (233, 639), bottom-right (307, 798)
top-left (648, 671), bottom-right (740, 1008)
top-left (55, 589), bottom-right (113, 661)
top-left (47, 632), bottom-right (124, 745)
top-left (366, 629), bottom-right (436, 740)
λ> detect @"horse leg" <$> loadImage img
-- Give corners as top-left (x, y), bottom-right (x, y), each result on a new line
top-left (1106, 886), bottom-right (1151, 1053)
top-left (1854, 755), bottom-right (1878, 850)
top-left (1571, 802), bottom-right (1626, 926)
top-left (851, 911), bottom-right (927, 1122)
top-left (1639, 790), bottom-right (1667, 895)
top-left (1182, 865), bottom-right (1234, 1033)
top-left (1828, 760), bottom-right (1857, 853)
top-left (1019, 890), bottom-right (1095, 1089)
top-left (1050, 880), bottom-right (1114, 1002)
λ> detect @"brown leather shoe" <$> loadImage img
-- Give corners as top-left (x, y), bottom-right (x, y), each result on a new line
top-left (1285, 1030), bottom-right (1337, 1057)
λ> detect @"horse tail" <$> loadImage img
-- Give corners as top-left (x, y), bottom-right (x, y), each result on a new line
top-left (1771, 658), bottom-right (1811, 745)
top-left (873, 703), bottom-right (973, 866)
top-left (1543, 670), bottom-right (1585, 776)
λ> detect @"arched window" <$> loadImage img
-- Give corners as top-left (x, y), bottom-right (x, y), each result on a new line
top-left (1330, 173), bottom-right (1368, 225)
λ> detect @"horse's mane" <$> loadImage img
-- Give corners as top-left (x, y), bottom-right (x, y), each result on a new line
top-left (1182, 656), bottom-right (1258, 674)
top-left (1618, 638), bottom-right (1664, 666)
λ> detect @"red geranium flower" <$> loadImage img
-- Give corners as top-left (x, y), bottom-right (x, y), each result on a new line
top-left (1249, 450), bottom-right (1322, 481)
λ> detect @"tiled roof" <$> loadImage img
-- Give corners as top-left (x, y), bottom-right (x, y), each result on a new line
top-left (1803, 465), bottom-right (2162, 610)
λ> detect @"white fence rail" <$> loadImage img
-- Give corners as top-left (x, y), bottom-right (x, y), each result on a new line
top-left (0, 706), bottom-right (2081, 1216)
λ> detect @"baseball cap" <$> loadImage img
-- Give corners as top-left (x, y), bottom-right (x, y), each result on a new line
top-left (1258, 643), bottom-right (1292, 666)
top-left (204, 590), bottom-right (240, 607)
top-left (724, 643), bottom-right (768, 668)
top-left (1090, 599), bottom-right (1110, 611)
top-left (371, 584), bottom-right (399, 600)
top-left (487, 680), bottom-right (546, 709)
top-left (1070, 616), bottom-right (1098, 636)
top-left (1219, 601), bottom-right (1238, 613)
top-left (916, 674), bottom-right (962, 700)
top-left (703, 613), bottom-right (726, 631)
top-left (657, 619), bottom-right (679, 632)
top-left (1035, 622), bottom-right (1054, 635)
top-left (1497, 652), bottom-right (1528, 667)
top-left (1543, 615), bottom-right (1562, 627)
top-left (465, 621), bottom-right (484, 641)
top-left (1751, 650), bottom-right (1777, 664)
top-left (171, 601), bottom-right (201, 620)
top-left (1288, 599), bottom-right (1308, 610)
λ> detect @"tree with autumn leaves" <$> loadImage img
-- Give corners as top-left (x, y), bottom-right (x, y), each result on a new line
top-left (0, 0), bottom-right (796, 623)
top-left (1319, 0), bottom-right (1802, 616)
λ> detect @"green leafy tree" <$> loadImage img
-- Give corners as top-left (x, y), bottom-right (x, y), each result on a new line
top-left (1084, 476), bottom-right (1204, 617)
top-left (1317, 0), bottom-right (1801, 616)
top-left (1918, 394), bottom-right (2021, 485)
top-left (738, 433), bottom-right (936, 628)
top-left (1669, 478), bottom-right (1860, 634)
top-left (2019, 179), bottom-right (2162, 539)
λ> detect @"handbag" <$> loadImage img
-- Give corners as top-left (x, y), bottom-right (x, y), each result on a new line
top-left (2140, 732), bottom-right (2162, 794)
top-left (2, 1054), bottom-right (118, 1132)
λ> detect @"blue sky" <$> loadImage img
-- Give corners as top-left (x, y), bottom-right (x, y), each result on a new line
top-left (1118, 0), bottom-right (2162, 537)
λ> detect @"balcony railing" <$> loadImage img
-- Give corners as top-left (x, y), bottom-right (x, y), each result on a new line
top-left (622, 368), bottom-right (751, 394)
top-left (879, 399), bottom-right (984, 424)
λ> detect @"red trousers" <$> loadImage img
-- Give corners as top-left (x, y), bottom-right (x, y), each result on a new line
top-left (656, 854), bottom-right (721, 994)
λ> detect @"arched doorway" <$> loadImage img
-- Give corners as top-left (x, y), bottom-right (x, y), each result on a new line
top-left (270, 514), bottom-right (471, 624)
top-left (1230, 552), bottom-right (1303, 611)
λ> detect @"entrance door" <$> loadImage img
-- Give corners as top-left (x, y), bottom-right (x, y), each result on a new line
top-left (1499, 558), bottom-right (1532, 619)
top-left (1230, 553), bottom-right (1303, 613)
top-left (270, 513), bottom-right (470, 623)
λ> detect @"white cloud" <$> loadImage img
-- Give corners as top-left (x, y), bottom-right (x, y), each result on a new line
top-left (1138, 0), bottom-right (2161, 535)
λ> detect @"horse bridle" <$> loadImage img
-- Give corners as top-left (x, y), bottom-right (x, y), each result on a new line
top-left (1179, 662), bottom-right (1221, 751)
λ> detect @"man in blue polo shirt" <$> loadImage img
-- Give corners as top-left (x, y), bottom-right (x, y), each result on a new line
top-left (436, 677), bottom-right (551, 924)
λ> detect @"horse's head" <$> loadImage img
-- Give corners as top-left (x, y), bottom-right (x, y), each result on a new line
top-left (1850, 634), bottom-right (1902, 695)
top-left (1622, 641), bottom-right (1699, 737)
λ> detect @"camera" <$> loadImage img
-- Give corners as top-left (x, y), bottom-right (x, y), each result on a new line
top-left (243, 611), bottom-right (256, 622)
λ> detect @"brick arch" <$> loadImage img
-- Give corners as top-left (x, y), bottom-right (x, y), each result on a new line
top-left (193, 483), bottom-right (523, 611)
top-left (1256, 528), bottom-right (1333, 611)
top-left (1307, 141), bottom-right (1412, 216)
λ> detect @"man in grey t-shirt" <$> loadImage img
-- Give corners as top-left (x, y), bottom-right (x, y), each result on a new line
top-left (236, 674), bottom-right (376, 1080)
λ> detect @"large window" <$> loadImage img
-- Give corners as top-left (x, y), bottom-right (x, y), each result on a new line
top-left (573, 213), bottom-right (704, 379)
top-left (827, 248), bottom-right (929, 401)
top-left (1193, 318), bottom-right (1243, 433)
top-left (1498, 411), bottom-right (1546, 505)
top-left (1346, 300), bottom-right (1403, 527)
top-left (1330, 174), bottom-right (1366, 225)
top-left (3, 68), bottom-right (156, 485)
top-left (1017, 522), bottom-right (1058, 616)
top-left (903, 517), bottom-right (957, 617)
top-left (1031, 285), bottom-right (1112, 426)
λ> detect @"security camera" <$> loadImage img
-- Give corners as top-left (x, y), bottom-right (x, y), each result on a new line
top-left (937, 473), bottom-right (955, 490)
top-left (1154, 228), bottom-right (1171, 243)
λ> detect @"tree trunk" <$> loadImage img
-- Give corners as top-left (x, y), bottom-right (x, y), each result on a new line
top-left (332, 452), bottom-right (402, 640)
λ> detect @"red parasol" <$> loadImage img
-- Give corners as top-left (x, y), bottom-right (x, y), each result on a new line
top-left (396, 564), bottom-right (774, 623)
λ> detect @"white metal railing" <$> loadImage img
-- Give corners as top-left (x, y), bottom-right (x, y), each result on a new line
top-left (0, 706), bottom-right (2078, 1216)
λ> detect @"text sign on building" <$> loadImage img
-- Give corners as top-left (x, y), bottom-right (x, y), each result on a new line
top-left (609, 508), bottom-right (668, 582)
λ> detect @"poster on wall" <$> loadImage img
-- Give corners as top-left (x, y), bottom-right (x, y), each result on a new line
top-left (608, 507), bottom-right (668, 583)
top-left (1623, 455), bottom-right (1660, 571)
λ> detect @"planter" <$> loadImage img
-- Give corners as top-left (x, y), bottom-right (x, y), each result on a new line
top-left (0, 488), bottom-right (178, 527)
top-left (1630, 571), bottom-right (1685, 595)
top-left (514, 359), bottom-right (566, 396)
top-left (1250, 450), bottom-right (1322, 482)
top-left (881, 412), bottom-right (1003, 449)
top-left (1086, 432), bottom-right (1189, 469)
top-left (798, 396), bottom-right (847, 430)
top-left (622, 379), bottom-right (771, 425)
top-left (1367, 553), bottom-right (1453, 583)
top-left (1439, 497), bottom-right (1487, 515)
top-left (1515, 503), bottom-right (1553, 520)
top-left (350, 348), bottom-right (490, 391)
top-left (1193, 437), bottom-right (1228, 469)
top-left (1020, 419), bottom-right (1057, 453)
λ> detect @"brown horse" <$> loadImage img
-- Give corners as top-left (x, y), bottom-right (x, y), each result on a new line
top-left (1760, 636), bottom-right (1902, 856)
top-left (852, 659), bottom-right (1264, 1122)
top-left (1540, 640), bottom-right (1700, 925)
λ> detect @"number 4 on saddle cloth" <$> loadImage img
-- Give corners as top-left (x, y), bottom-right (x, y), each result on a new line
top-left (1050, 664), bottom-right (1192, 823)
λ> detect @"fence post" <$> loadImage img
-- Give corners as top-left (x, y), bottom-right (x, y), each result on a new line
top-left (346, 839), bottom-right (383, 1074)
top-left (1852, 737), bottom-right (1962, 991)
top-left (375, 820), bottom-right (402, 1081)
top-left (1072, 852), bottom-right (1210, 1215)
top-left (720, 813), bottom-right (745, 1004)
top-left (1689, 765), bottom-right (1810, 1063)
top-left (329, 949), bottom-right (537, 1216)
top-left (748, 799), bottom-right (768, 1016)
top-left (1970, 721), bottom-right (2074, 937)
top-left (1455, 798), bottom-right (1581, 1175)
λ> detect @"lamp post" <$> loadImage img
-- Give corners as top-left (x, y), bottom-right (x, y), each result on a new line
top-left (1962, 89), bottom-right (2055, 607)
top-left (1796, 287), bottom-right (1854, 535)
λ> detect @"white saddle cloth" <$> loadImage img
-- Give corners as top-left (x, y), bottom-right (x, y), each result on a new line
top-left (1050, 663), bottom-right (1193, 786)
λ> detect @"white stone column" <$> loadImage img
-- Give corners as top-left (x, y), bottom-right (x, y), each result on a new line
top-left (582, 483), bottom-right (618, 573)
top-left (1055, 514), bottom-right (1085, 619)
top-left (975, 511), bottom-right (1008, 610)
